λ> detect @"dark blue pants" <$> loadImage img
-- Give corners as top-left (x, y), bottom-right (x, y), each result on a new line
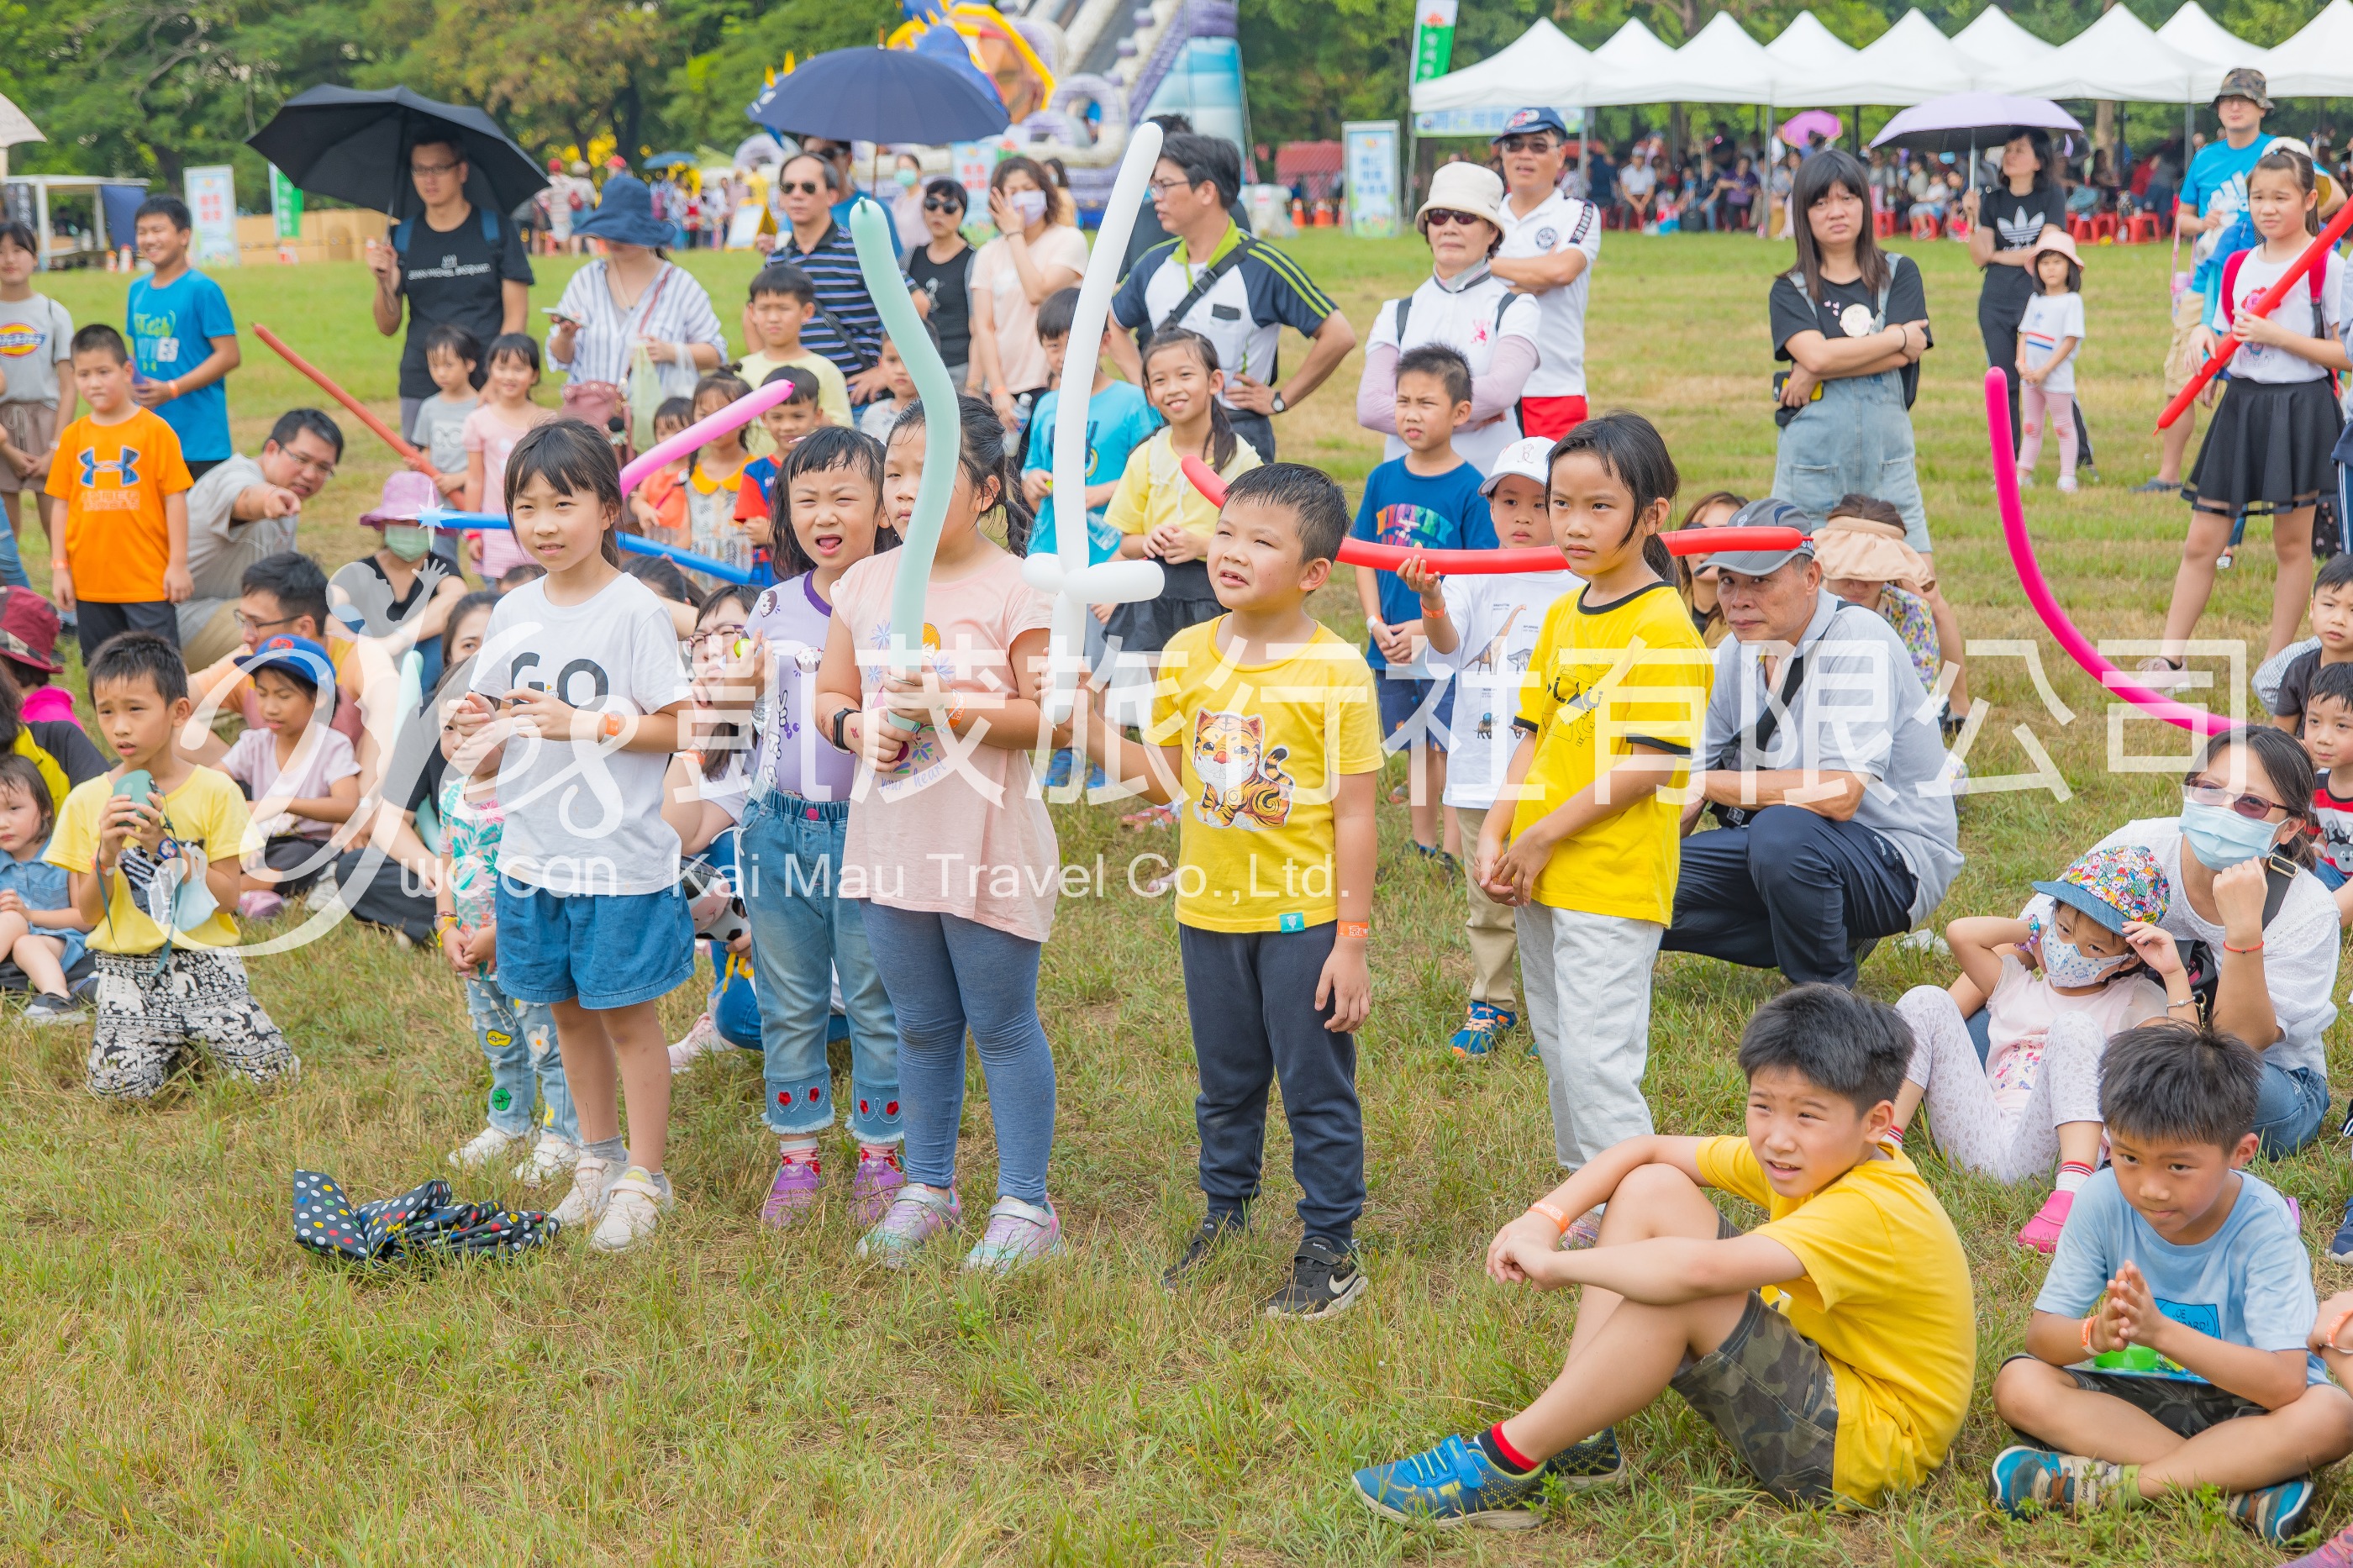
top-left (1661, 806), bottom-right (1917, 989)
top-left (1178, 923), bottom-right (1365, 1246)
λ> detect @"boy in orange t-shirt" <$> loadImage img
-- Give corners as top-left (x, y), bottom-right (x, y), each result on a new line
top-left (45, 324), bottom-right (192, 665)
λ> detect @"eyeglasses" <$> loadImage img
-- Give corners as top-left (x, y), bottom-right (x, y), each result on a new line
top-left (410, 160), bottom-right (462, 178)
top-left (2184, 781), bottom-right (2288, 821)
top-left (282, 451), bottom-right (336, 480)
top-left (1145, 178), bottom-right (1198, 198)
top-left (921, 197), bottom-right (962, 213)
top-left (1422, 208), bottom-right (1486, 229)
top-left (1496, 134), bottom-right (1556, 154)
top-left (780, 180), bottom-right (824, 196)
top-left (237, 612), bottom-right (297, 635)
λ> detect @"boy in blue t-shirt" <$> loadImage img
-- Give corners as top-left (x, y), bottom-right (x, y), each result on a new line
top-left (1022, 287), bottom-right (1160, 570)
top-left (1989, 1020), bottom-right (2353, 1547)
top-left (124, 196), bottom-right (238, 472)
top-left (1349, 342), bottom-right (1496, 863)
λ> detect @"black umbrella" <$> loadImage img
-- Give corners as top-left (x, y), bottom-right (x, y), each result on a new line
top-left (746, 47), bottom-right (1010, 146)
top-left (247, 86), bottom-right (547, 218)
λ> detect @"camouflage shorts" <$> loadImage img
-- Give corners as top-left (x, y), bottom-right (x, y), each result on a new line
top-left (1670, 1288), bottom-right (1842, 1505)
top-left (2008, 1354), bottom-right (2265, 1441)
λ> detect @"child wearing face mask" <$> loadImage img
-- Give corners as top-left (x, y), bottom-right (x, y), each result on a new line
top-left (1892, 847), bottom-right (2193, 1255)
top-left (331, 471), bottom-right (469, 689)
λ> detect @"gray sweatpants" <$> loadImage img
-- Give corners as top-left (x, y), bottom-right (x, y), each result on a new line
top-left (1518, 903), bottom-right (1663, 1169)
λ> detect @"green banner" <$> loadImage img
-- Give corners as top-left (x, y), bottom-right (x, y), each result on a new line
top-left (1411, 0), bottom-right (1458, 82)
top-left (269, 166), bottom-right (303, 242)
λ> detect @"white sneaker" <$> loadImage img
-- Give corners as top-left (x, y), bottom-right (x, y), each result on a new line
top-left (551, 1153), bottom-right (621, 1230)
top-left (666, 1012), bottom-right (724, 1075)
top-left (512, 1133), bottom-right (581, 1188)
top-left (588, 1165), bottom-right (673, 1252)
top-left (2056, 476), bottom-right (2079, 494)
top-left (449, 1124), bottom-right (522, 1172)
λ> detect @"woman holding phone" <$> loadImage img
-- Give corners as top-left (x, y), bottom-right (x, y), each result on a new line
top-left (544, 176), bottom-right (726, 443)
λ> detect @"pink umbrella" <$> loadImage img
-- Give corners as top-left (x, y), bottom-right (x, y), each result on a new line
top-left (1777, 108), bottom-right (1841, 146)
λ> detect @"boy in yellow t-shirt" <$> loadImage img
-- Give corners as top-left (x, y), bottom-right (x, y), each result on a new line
top-left (48, 632), bottom-right (296, 1100)
top-left (1355, 985), bottom-right (1974, 1525)
top-left (737, 265), bottom-right (852, 429)
top-left (1472, 413), bottom-right (1708, 1235)
top-left (1079, 463), bottom-right (1381, 1319)
top-left (45, 324), bottom-right (193, 666)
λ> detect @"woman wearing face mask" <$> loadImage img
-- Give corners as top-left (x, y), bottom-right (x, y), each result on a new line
top-left (969, 155), bottom-right (1087, 435)
top-left (332, 471), bottom-right (470, 691)
top-left (888, 152), bottom-right (929, 252)
top-left (2038, 726), bottom-right (2338, 1159)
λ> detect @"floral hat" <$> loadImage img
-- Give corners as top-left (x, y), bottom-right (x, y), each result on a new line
top-left (2030, 845), bottom-right (2169, 935)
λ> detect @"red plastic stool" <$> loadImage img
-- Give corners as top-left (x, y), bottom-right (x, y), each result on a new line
top-left (2067, 215), bottom-right (2095, 242)
top-left (2092, 213), bottom-right (2120, 243)
top-left (2126, 213), bottom-right (2160, 243)
top-left (1874, 210), bottom-right (1898, 238)
top-left (1911, 209), bottom-right (1942, 241)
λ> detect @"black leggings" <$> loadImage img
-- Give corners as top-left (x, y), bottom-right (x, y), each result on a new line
top-left (1982, 304), bottom-right (2095, 466)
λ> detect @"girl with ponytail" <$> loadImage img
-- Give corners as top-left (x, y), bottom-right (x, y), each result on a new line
top-left (811, 391), bottom-right (1073, 1271)
top-left (1471, 410), bottom-right (1713, 1209)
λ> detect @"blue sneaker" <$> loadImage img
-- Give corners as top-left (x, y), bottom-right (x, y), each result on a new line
top-left (2228, 1474), bottom-right (2315, 1544)
top-left (2327, 1197), bottom-right (2353, 1264)
top-left (1351, 1434), bottom-right (1546, 1530)
top-left (1987, 1444), bottom-right (2130, 1519)
top-left (1044, 749), bottom-right (1076, 789)
top-left (1448, 1001), bottom-right (1518, 1060)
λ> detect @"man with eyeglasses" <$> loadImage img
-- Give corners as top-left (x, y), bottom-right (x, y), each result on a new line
top-left (364, 138), bottom-right (534, 446)
top-left (1662, 503), bottom-right (1962, 991)
top-left (1108, 132), bottom-right (1355, 462)
top-left (1486, 108), bottom-right (1603, 441)
top-left (177, 410), bottom-right (345, 668)
top-left (755, 152), bottom-right (888, 402)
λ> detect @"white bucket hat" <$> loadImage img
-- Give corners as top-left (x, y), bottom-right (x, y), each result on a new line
top-left (1416, 161), bottom-right (1505, 231)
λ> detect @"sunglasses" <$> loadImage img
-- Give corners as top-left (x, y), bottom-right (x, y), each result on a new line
top-left (780, 180), bottom-right (824, 196)
top-left (2184, 781), bottom-right (2288, 822)
top-left (1496, 134), bottom-right (1556, 154)
top-left (922, 197), bottom-right (962, 213)
top-left (1423, 208), bottom-right (1486, 229)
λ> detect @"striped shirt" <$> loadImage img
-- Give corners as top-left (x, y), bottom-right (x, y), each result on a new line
top-left (548, 260), bottom-right (727, 394)
top-left (776, 219), bottom-right (884, 378)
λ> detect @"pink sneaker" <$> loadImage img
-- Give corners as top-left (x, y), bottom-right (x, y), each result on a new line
top-left (2017, 1189), bottom-right (2074, 1253)
top-left (852, 1144), bottom-right (905, 1226)
top-left (760, 1151), bottom-right (822, 1228)
top-left (238, 890), bottom-right (285, 921)
top-left (2283, 1520), bottom-right (2353, 1566)
top-left (855, 1184), bottom-right (961, 1267)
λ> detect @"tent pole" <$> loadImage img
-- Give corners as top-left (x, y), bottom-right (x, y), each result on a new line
top-left (33, 182), bottom-right (47, 274)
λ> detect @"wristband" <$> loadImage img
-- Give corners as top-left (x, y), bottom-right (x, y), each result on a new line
top-left (434, 911), bottom-right (461, 939)
top-left (600, 713), bottom-right (624, 739)
top-left (1337, 920), bottom-right (1370, 940)
top-left (940, 692), bottom-right (968, 729)
top-left (830, 704), bottom-right (853, 753)
top-left (167, 380), bottom-right (180, 401)
top-left (2224, 939), bottom-right (2265, 955)
top-left (2082, 1313), bottom-right (2098, 1355)
top-left (1529, 1200), bottom-right (1572, 1234)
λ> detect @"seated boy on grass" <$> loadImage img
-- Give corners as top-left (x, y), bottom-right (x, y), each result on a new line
top-left (1990, 1020), bottom-right (2353, 1546)
top-left (1353, 985), bottom-right (1973, 1528)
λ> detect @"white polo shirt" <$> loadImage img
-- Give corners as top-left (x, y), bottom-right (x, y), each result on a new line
top-left (1492, 190), bottom-right (1603, 397)
top-left (1367, 266), bottom-right (1540, 475)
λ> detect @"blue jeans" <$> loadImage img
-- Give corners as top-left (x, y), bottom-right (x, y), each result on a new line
top-left (1772, 366), bottom-right (1929, 551)
top-left (2254, 1061), bottom-right (2329, 1158)
top-left (465, 975), bottom-right (577, 1141)
top-left (859, 901), bottom-right (1055, 1204)
top-left (740, 792), bottom-right (900, 1143)
top-left (493, 881), bottom-right (694, 1009)
top-left (0, 506), bottom-right (29, 590)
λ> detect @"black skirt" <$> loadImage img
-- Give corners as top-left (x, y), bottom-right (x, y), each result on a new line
top-left (1106, 558), bottom-right (1222, 655)
top-left (2183, 376), bottom-right (2345, 514)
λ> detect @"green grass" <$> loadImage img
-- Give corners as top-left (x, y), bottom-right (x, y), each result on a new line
top-left (3, 234), bottom-right (2346, 1564)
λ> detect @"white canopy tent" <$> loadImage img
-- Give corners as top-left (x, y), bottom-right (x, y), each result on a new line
top-left (2016, 7), bottom-right (2214, 103)
top-left (0, 91), bottom-right (42, 182)
top-left (1952, 8), bottom-right (2056, 71)
top-left (1407, 17), bottom-right (1592, 116)
top-left (2156, 2), bottom-right (2254, 65)
top-left (1647, 13), bottom-right (1785, 106)
top-left (1587, 19), bottom-right (1689, 107)
top-left (1765, 13), bottom-right (1859, 81)
top-left (2261, 0), bottom-right (2353, 100)
top-left (1789, 8), bottom-right (1983, 106)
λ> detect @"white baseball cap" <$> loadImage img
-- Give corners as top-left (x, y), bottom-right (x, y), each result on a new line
top-left (1480, 435), bottom-right (1554, 496)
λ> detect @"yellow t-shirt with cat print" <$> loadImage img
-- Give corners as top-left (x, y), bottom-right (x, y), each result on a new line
top-left (1150, 617), bottom-right (1382, 934)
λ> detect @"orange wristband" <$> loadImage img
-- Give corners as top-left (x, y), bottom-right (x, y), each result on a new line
top-left (1337, 920), bottom-right (1370, 940)
top-left (1529, 1200), bottom-right (1572, 1234)
top-left (600, 713), bottom-right (624, 739)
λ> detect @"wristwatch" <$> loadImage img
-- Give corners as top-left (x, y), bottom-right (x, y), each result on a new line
top-left (1270, 389), bottom-right (1288, 414)
top-left (829, 704), bottom-right (853, 752)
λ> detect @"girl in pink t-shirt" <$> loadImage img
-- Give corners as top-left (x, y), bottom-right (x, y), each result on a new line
top-left (1891, 845), bottom-right (2194, 1253)
top-left (814, 393), bottom-right (1064, 1273)
top-left (462, 334), bottom-right (556, 581)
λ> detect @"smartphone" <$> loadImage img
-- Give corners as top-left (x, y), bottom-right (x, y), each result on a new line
top-left (540, 308), bottom-right (578, 327)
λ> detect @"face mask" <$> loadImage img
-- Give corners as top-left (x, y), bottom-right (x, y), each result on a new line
top-left (2040, 928), bottom-right (2131, 989)
top-left (383, 524), bottom-right (434, 562)
top-left (1009, 189), bottom-right (1048, 226)
top-left (2179, 800), bottom-right (2281, 870)
top-left (896, 167), bottom-right (920, 189)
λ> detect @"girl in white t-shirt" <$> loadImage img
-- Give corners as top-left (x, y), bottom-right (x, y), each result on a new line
top-left (2014, 233), bottom-right (2087, 493)
top-left (451, 419), bottom-right (694, 1255)
top-left (2161, 145), bottom-right (2352, 668)
top-left (1890, 845), bottom-right (2192, 1255)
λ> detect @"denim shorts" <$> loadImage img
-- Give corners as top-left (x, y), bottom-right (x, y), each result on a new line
top-left (1374, 666), bottom-right (1454, 751)
top-left (493, 880), bottom-right (695, 1010)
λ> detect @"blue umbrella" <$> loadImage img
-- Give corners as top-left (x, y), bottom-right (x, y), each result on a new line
top-left (746, 46), bottom-right (1010, 146)
top-left (642, 151), bottom-right (697, 171)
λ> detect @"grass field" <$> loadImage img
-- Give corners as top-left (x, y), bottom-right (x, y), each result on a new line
top-left (3, 231), bottom-right (2345, 1565)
